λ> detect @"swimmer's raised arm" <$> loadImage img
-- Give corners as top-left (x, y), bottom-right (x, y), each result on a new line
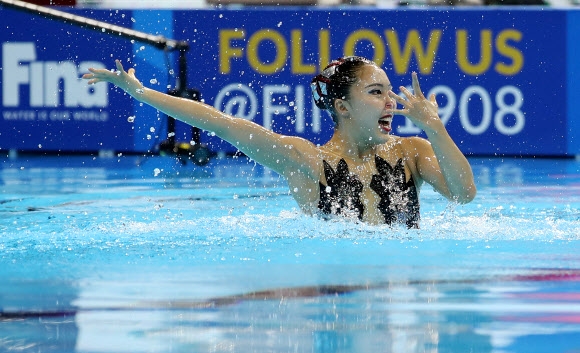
top-left (83, 60), bottom-right (321, 178)
top-left (389, 72), bottom-right (476, 204)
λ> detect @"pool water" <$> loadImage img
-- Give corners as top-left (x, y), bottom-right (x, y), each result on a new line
top-left (1, 155), bottom-right (579, 353)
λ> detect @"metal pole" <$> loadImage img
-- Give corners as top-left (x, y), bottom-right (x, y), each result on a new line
top-left (0, 0), bottom-right (188, 51)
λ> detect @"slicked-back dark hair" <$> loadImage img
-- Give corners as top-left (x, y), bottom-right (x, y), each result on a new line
top-left (310, 56), bottom-right (376, 125)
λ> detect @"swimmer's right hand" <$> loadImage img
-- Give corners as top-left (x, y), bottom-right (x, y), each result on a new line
top-left (83, 60), bottom-right (144, 96)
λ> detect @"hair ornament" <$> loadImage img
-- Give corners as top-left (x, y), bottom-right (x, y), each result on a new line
top-left (311, 75), bottom-right (331, 109)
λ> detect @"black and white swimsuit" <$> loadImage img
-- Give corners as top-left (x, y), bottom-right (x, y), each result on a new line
top-left (318, 155), bottom-right (420, 228)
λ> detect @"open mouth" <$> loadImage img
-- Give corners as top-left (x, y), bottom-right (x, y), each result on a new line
top-left (378, 116), bottom-right (392, 133)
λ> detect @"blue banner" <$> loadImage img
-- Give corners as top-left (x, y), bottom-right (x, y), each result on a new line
top-left (1, 7), bottom-right (577, 157)
top-left (178, 8), bottom-right (568, 156)
top-left (567, 9), bottom-right (580, 156)
top-left (0, 8), bottom-right (139, 152)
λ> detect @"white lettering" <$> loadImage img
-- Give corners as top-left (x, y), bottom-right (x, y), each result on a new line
top-left (311, 98), bottom-right (321, 133)
top-left (214, 83), bottom-right (258, 120)
top-left (2, 110), bottom-right (36, 120)
top-left (459, 86), bottom-right (492, 135)
top-left (294, 85), bottom-right (305, 133)
top-left (494, 85), bottom-right (524, 135)
top-left (30, 62), bottom-right (44, 107)
top-left (45, 61), bottom-right (78, 107)
top-left (2, 43), bottom-right (35, 107)
top-left (78, 62), bottom-right (108, 108)
top-left (2, 42), bottom-right (108, 108)
top-left (396, 85), bottom-right (525, 137)
top-left (73, 111), bottom-right (108, 122)
top-left (50, 110), bottom-right (70, 121)
top-left (214, 83), bottom-right (323, 134)
top-left (263, 84), bottom-right (290, 130)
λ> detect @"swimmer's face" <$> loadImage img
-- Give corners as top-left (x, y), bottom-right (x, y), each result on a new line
top-left (342, 64), bottom-right (395, 142)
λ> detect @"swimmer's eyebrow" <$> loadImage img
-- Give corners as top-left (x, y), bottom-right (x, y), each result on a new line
top-left (365, 83), bottom-right (392, 90)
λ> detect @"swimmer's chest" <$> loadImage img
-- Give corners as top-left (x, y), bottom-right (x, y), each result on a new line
top-left (319, 154), bottom-right (415, 224)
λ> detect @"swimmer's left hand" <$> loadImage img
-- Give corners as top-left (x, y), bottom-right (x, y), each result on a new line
top-left (388, 72), bottom-right (442, 134)
top-left (83, 59), bottom-right (144, 97)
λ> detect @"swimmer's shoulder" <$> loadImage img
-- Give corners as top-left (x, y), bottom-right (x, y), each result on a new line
top-left (387, 135), bottom-right (432, 158)
top-left (275, 135), bottom-right (325, 179)
top-left (379, 136), bottom-right (428, 176)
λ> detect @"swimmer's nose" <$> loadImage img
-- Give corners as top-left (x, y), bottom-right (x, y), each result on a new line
top-left (385, 96), bottom-right (395, 109)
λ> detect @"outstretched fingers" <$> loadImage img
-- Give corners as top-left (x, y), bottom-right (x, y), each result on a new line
top-left (127, 68), bottom-right (136, 79)
top-left (395, 72), bottom-right (425, 101)
top-left (387, 90), bottom-right (408, 115)
top-left (82, 67), bottom-right (110, 84)
top-left (115, 59), bottom-right (124, 72)
top-left (83, 68), bottom-right (101, 85)
top-left (115, 59), bottom-right (134, 78)
top-left (82, 59), bottom-right (130, 85)
top-left (429, 93), bottom-right (437, 104)
top-left (388, 90), bottom-right (406, 105)
top-left (411, 71), bottom-right (425, 99)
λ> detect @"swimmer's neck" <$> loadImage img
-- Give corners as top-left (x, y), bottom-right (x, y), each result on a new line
top-left (322, 129), bottom-right (388, 161)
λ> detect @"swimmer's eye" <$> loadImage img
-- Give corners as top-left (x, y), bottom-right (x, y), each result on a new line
top-left (369, 89), bottom-right (383, 95)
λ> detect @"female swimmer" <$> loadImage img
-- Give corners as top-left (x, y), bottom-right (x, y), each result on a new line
top-left (84, 56), bottom-right (476, 227)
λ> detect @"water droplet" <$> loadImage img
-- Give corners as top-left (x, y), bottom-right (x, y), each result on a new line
top-left (127, 116), bottom-right (135, 123)
top-left (150, 127), bottom-right (155, 133)
top-left (150, 78), bottom-right (158, 84)
top-left (135, 88), bottom-right (144, 94)
top-left (153, 168), bottom-right (161, 176)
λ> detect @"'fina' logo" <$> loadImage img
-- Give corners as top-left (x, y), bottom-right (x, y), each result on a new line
top-left (2, 42), bottom-right (108, 108)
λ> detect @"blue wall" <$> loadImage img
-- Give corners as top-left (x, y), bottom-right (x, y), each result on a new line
top-left (1, 7), bottom-right (578, 157)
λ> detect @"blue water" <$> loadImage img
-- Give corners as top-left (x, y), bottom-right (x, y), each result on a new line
top-left (1, 155), bottom-right (579, 353)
